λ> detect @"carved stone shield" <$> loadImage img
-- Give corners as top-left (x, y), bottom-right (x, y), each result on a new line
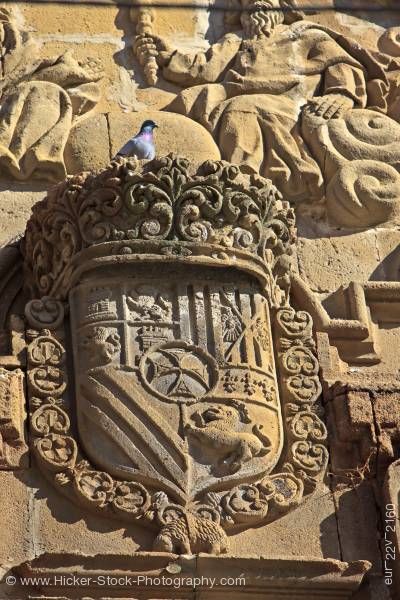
top-left (23, 156), bottom-right (328, 554)
top-left (69, 267), bottom-right (283, 502)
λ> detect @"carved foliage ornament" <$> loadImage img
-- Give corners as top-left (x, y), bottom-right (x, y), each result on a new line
top-left (23, 158), bottom-right (327, 555)
top-left (23, 156), bottom-right (295, 307)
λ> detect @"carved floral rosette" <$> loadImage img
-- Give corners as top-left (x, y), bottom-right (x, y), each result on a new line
top-left (23, 157), bottom-right (327, 554)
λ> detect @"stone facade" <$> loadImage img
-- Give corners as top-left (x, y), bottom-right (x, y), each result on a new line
top-left (1, 1), bottom-right (400, 599)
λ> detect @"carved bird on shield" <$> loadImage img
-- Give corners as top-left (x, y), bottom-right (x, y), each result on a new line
top-left (114, 119), bottom-right (158, 160)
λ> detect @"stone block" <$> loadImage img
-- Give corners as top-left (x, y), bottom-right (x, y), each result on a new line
top-left (107, 111), bottom-right (221, 166)
top-left (297, 232), bottom-right (380, 293)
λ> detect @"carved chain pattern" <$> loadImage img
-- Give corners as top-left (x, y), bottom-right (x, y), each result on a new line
top-left (27, 322), bottom-right (153, 524)
top-left (23, 156), bottom-right (295, 304)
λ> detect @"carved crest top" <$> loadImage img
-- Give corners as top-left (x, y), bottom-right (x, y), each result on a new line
top-left (23, 155), bottom-right (295, 305)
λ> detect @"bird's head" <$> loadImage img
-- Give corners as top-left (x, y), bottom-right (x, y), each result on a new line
top-left (139, 120), bottom-right (158, 135)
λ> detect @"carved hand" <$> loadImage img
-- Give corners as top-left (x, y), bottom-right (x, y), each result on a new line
top-left (304, 94), bottom-right (354, 120)
top-left (133, 34), bottom-right (172, 66)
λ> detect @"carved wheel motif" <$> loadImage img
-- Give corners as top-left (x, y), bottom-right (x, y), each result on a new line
top-left (140, 342), bottom-right (218, 403)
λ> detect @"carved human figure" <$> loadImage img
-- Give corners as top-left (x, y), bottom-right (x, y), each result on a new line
top-left (135, 0), bottom-right (398, 204)
top-left (0, 8), bottom-right (101, 181)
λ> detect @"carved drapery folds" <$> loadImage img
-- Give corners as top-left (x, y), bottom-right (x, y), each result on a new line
top-left (23, 157), bottom-right (327, 555)
top-left (130, 5), bottom-right (400, 229)
top-left (0, 8), bottom-right (102, 182)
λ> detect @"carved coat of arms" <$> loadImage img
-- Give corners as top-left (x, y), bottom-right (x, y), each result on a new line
top-left (23, 156), bottom-right (328, 554)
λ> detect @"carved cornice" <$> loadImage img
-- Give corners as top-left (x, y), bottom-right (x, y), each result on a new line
top-left (13, 553), bottom-right (370, 600)
top-left (23, 155), bottom-right (295, 306)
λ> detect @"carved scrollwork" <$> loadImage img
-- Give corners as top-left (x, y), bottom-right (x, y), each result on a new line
top-left (25, 297), bottom-right (65, 330)
top-left (282, 346), bottom-right (319, 377)
top-left (276, 308), bottom-right (312, 337)
top-left (292, 440), bottom-right (328, 473)
top-left (79, 186), bottom-right (123, 244)
top-left (27, 331), bottom-right (67, 399)
top-left (326, 160), bottom-right (400, 228)
top-left (123, 176), bottom-right (173, 241)
top-left (35, 435), bottom-right (78, 471)
top-left (274, 307), bottom-right (328, 492)
top-left (28, 366), bottom-right (67, 398)
top-left (222, 484), bottom-right (269, 524)
top-left (73, 469), bottom-right (115, 508)
top-left (266, 473), bottom-right (304, 510)
top-left (31, 404), bottom-right (70, 436)
top-left (27, 333), bottom-right (65, 366)
top-left (286, 375), bottom-right (321, 404)
top-left (112, 482), bottom-right (151, 517)
top-left (23, 156), bottom-right (295, 307)
top-left (290, 411), bottom-right (327, 442)
top-left (200, 471), bottom-right (304, 529)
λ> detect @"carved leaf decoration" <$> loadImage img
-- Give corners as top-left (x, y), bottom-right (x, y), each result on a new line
top-left (23, 156), bottom-right (295, 305)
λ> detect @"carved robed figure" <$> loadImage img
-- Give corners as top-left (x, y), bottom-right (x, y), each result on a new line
top-left (23, 156), bottom-right (327, 554)
top-left (134, 0), bottom-right (400, 227)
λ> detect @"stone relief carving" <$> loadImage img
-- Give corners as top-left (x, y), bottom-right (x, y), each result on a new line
top-left (185, 402), bottom-right (272, 475)
top-left (0, 243), bottom-right (27, 469)
top-left (133, 0), bottom-right (400, 228)
top-left (131, 5), bottom-right (159, 86)
top-left (0, 367), bottom-right (27, 468)
top-left (22, 156), bottom-right (327, 554)
top-left (0, 8), bottom-right (102, 182)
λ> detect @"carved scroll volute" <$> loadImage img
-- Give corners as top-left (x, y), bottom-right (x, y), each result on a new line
top-left (274, 308), bottom-right (328, 490)
top-left (23, 157), bottom-right (327, 555)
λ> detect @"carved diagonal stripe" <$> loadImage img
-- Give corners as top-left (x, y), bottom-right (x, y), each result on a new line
top-left (80, 366), bottom-right (188, 498)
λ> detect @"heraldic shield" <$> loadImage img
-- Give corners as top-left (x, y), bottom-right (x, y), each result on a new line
top-left (23, 156), bottom-right (328, 554)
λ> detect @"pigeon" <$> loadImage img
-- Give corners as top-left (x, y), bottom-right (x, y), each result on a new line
top-left (114, 119), bottom-right (158, 160)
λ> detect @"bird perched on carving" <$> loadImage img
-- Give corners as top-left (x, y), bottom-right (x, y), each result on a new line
top-left (114, 119), bottom-right (158, 160)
